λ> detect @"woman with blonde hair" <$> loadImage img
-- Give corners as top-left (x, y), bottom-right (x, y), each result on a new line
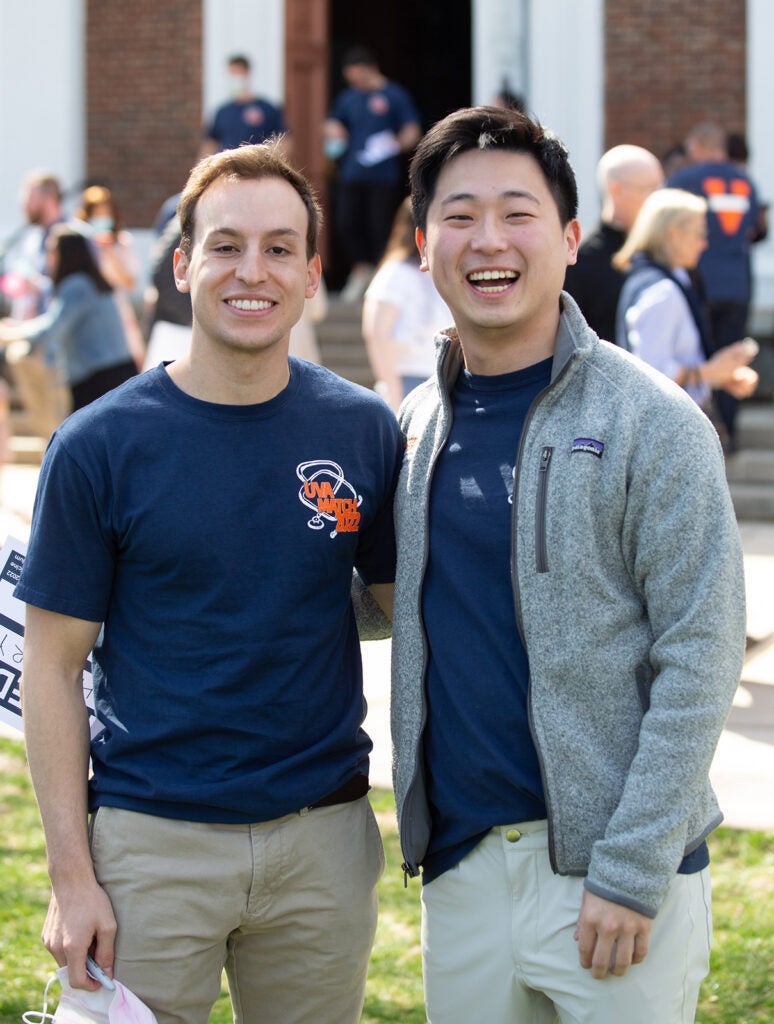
top-left (614, 188), bottom-right (757, 440)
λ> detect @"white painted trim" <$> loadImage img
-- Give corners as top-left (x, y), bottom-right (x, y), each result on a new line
top-left (472, 0), bottom-right (528, 105)
top-left (527, 0), bottom-right (604, 235)
top-left (747, 0), bottom-right (774, 327)
top-left (0, 0), bottom-right (85, 236)
top-left (202, 0), bottom-right (286, 125)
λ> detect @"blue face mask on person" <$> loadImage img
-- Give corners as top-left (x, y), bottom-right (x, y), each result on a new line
top-left (324, 137), bottom-right (347, 160)
top-left (89, 216), bottom-right (114, 235)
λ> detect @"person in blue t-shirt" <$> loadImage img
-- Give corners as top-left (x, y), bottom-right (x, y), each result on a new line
top-left (667, 120), bottom-right (763, 449)
top-left (17, 141), bottom-right (402, 1024)
top-left (325, 46), bottom-right (421, 301)
top-left (201, 54), bottom-right (289, 157)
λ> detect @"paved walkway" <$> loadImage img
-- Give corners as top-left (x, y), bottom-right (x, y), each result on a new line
top-left (2, 463), bottom-right (773, 831)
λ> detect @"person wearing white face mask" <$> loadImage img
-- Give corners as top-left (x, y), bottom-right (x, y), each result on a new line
top-left (200, 54), bottom-right (289, 159)
top-left (76, 185), bottom-right (145, 369)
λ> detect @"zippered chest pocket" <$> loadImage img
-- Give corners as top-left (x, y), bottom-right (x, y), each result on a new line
top-left (536, 446), bottom-right (553, 573)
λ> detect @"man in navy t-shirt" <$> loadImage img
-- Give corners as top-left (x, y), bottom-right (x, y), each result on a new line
top-left (202, 54), bottom-right (288, 157)
top-left (325, 47), bottom-right (421, 300)
top-left (668, 120), bottom-right (763, 448)
top-left (18, 141), bottom-right (401, 1024)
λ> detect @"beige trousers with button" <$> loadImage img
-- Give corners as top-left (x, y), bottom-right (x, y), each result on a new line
top-left (421, 820), bottom-right (711, 1024)
top-left (89, 799), bottom-right (384, 1024)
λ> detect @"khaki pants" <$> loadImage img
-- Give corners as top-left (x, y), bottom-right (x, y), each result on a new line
top-left (421, 821), bottom-right (712, 1024)
top-left (9, 350), bottom-right (70, 440)
top-left (90, 799), bottom-right (384, 1024)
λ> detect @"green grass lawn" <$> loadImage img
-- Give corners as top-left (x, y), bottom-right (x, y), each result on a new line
top-left (1, 737), bottom-right (771, 1023)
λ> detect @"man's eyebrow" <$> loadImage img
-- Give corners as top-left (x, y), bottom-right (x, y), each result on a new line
top-left (204, 226), bottom-right (303, 242)
top-left (440, 188), bottom-right (541, 206)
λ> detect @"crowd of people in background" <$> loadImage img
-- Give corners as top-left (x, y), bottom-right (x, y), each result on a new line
top-left (0, 53), bottom-right (766, 459)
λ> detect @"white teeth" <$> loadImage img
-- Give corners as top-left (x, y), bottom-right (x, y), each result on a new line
top-left (227, 298), bottom-right (273, 311)
top-left (468, 270), bottom-right (517, 283)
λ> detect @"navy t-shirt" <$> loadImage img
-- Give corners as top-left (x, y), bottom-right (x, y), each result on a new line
top-left (329, 80), bottom-right (420, 183)
top-left (16, 359), bottom-right (402, 824)
top-left (207, 97), bottom-right (286, 150)
top-left (667, 160), bottom-right (760, 304)
top-left (421, 359), bottom-right (552, 883)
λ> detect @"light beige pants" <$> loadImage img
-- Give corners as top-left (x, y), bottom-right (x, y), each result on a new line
top-left (421, 821), bottom-right (712, 1024)
top-left (9, 350), bottom-right (70, 440)
top-left (90, 799), bottom-right (384, 1024)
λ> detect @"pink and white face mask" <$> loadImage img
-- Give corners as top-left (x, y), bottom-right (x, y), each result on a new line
top-left (24, 967), bottom-right (159, 1024)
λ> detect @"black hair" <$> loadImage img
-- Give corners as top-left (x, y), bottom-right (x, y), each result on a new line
top-left (342, 46), bottom-right (377, 69)
top-left (50, 227), bottom-right (112, 293)
top-left (409, 106), bottom-right (578, 233)
top-left (228, 55), bottom-right (251, 72)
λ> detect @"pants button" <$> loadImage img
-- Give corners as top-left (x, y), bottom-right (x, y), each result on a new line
top-left (505, 828), bottom-right (522, 843)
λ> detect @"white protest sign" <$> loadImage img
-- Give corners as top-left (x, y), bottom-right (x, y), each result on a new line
top-left (0, 536), bottom-right (99, 736)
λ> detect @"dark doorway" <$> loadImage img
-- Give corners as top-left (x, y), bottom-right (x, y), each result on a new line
top-left (329, 2), bottom-right (472, 132)
top-left (325, 1), bottom-right (472, 287)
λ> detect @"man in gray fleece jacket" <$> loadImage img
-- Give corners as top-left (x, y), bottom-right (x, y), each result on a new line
top-left (390, 106), bottom-right (746, 1023)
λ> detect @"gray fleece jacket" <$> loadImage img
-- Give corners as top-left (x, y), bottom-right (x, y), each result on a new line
top-left (391, 292), bottom-right (746, 919)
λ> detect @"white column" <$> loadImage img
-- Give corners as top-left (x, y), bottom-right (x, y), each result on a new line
top-left (472, 0), bottom-right (529, 105)
top-left (0, 0), bottom-right (85, 235)
top-left (747, 0), bottom-right (774, 327)
top-left (202, 0), bottom-right (285, 125)
top-left (472, 0), bottom-right (603, 234)
top-left (526, 0), bottom-right (604, 234)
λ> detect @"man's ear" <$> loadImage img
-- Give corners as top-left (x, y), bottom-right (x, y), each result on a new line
top-left (173, 248), bottom-right (190, 293)
top-left (565, 219), bottom-right (582, 267)
top-left (305, 253), bottom-right (322, 299)
top-left (416, 227), bottom-right (429, 272)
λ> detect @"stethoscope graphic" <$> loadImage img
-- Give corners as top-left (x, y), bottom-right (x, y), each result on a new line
top-left (296, 460), bottom-right (363, 538)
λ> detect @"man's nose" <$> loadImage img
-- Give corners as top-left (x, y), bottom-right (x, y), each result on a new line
top-left (235, 247), bottom-right (268, 283)
top-left (471, 215), bottom-right (509, 252)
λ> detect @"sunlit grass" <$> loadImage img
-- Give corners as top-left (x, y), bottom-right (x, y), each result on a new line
top-left (2, 739), bottom-right (771, 1023)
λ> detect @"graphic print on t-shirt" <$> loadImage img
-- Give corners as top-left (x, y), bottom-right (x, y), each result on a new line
top-left (703, 176), bottom-right (751, 236)
top-left (296, 460), bottom-right (362, 537)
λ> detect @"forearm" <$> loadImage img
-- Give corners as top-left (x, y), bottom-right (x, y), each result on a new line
top-left (22, 607), bottom-right (102, 888)
top-left (23, 662), bottom-right (95, 887)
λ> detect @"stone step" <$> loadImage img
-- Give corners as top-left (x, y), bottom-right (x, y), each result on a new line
top-left (729, 482), bottom-right (774, 521)
top-left (726, 449), bottom-right (774, 485)
top-left (9, 434), bottom-right (47, 466)
top-left (736, 403), bottom-right (774, 450)
top-left (317, 298), bottom-right (373, 388)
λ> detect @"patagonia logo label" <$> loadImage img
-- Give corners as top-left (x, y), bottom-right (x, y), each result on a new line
top-left (571, 438), bottom-right (604, 458)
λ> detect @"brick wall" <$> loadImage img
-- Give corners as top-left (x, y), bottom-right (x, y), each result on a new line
top-left (605, 0), bottom-right (747, 161)
top-left (86, 0), bottom-right (203, 227)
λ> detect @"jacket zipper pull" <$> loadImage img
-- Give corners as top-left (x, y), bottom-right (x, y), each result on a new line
top-left (540, 447), bottom-right (552, 472)
top-left (402, 862), bottom-right (410, 887)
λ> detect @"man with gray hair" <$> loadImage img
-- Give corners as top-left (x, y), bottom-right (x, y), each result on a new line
top-left (564, 144), bottom-right (663, 341)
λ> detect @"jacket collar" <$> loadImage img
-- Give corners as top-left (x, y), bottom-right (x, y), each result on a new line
top-left (433, 291), bottom-right (596, 394)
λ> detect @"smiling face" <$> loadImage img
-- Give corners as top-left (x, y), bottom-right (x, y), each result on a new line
top-left (416, 148), bottom-right (580, 373)
top-left (173, 175), bottom-right (321, 364)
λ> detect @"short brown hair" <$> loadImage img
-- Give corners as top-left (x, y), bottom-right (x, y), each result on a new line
top-left (177, 139), bottom-right (322, 260)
